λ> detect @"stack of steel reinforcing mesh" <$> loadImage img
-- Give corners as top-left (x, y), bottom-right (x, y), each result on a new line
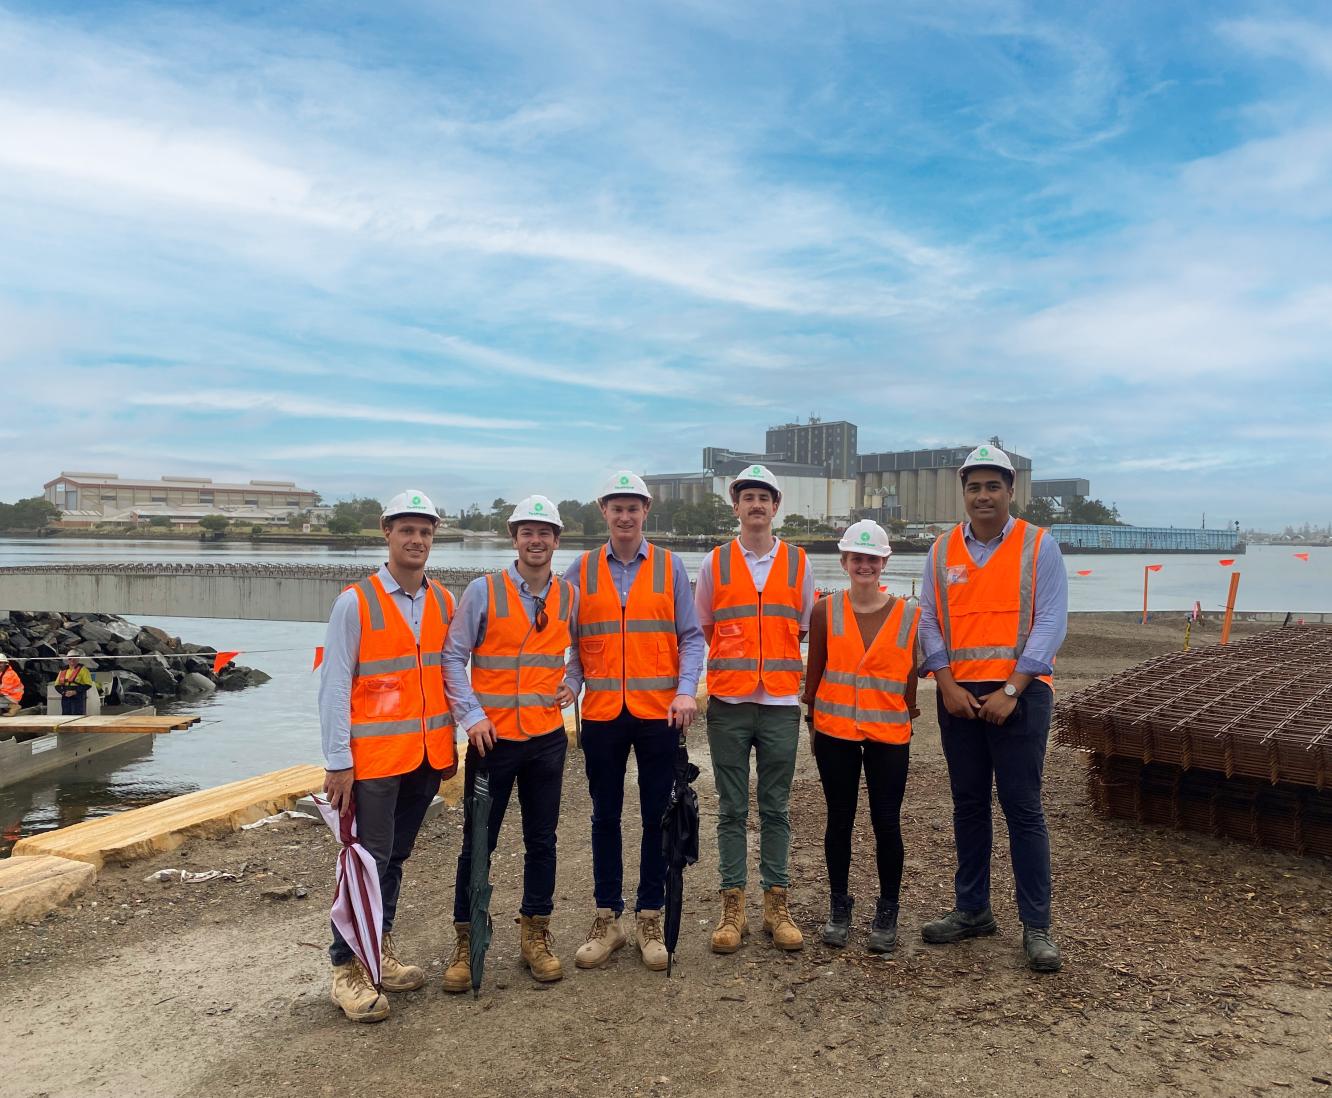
top-left (1055, 626), bottom-right (1332, 857)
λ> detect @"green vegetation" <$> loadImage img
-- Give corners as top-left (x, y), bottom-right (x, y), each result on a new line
top-left (326, 514), bottom-right (362, 535)
top-left (198, 514), bottom-right (230, 538)
top-left (1018, 496), bottom-right (1122, 526)
top-left (0, 496), bottom-right (60, 530)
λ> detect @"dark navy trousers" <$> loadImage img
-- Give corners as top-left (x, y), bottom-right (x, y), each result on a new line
top-left (937, 680), bottom-right (1053, 928)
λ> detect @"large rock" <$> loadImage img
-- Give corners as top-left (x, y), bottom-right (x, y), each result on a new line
top-left (109, 639), bottom-right (140, 658)
top-left (178, 672), bottom-right (217, 696)
top-left (138, 654), bottom-right (179, 695)
top-left (138, 625), bottom-right (180, 651)
top-left (76, 621), bottom-right (119, 645)
top-left (218, 667), bottom-right (271, 690)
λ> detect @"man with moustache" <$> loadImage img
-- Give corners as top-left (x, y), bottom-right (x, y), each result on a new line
top-left (562, 471), bottom-right (706, 971)
top-left (694, 464), bottom-right (816, 953)
top-left (917, 444), bottom-right (1068, 973)
top-left (442, 495), bottom-right (577, 987)
top-left (319, 490), bottom-right (457, 1023)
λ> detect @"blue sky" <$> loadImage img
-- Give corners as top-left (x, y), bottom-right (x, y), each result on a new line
top-left (1, 1), bottom-right (1329, 528)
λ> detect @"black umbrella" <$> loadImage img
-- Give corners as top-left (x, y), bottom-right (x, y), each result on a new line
top-left (659, 731), bottom-right (700, 976)
top-left (467, 757), bottom-right (495, 998)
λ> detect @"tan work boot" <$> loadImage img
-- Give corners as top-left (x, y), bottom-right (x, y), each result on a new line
top-left (710, 887), bottom-right (748, 953)
top-left (330, 959), bottom-right (390, 1023)
top-left (379, 932), bottom-right (426, 992)
top-left (575, 908), bottom-right (627, 969)
top-left (441, 922), bottom-right (471, 993)
top-left (763, 886), bottom-right (804, 951)
top-left (636, 909), bottom-right (669, 971)
top-left (520, 914), bottom-right (564, 983)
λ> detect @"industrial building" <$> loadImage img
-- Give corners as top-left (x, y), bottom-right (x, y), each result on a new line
top-left (43, 472), bottom-right (319, 527)
top-left (1031, 478), bottom-right (1091, 509)
top-left (858, 443), bottom-right (1033, 526)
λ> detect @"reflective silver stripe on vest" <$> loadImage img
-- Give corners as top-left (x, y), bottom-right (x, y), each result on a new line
top-left (762, 658), bottom-right (804, 672)
top-left (472, 653), bottom-right (566, 670)
top-left (474, 691), bottom-right (557, 708)
top-left (426, 712), bottom-right (455, 730)
top-left (626, 676), bottom-right (677, 691)
top-left (428, 581), bottom-right (452, 625)
top-left (829, 593), bottom-right (845, 637)
top-left (357, 654), bottom-right (417, 676)
top-left (713, 605), bottom-right (757, 621)
top-left (952, 645), bottom-right (1019, 661)
top-left (421, 651), bottom-right (444, 668)
top-left (584, 550), bottom-right (599, 596)
top-left (822, 668), bottom-right (858, 686)
top-left (580, 619), bottom-right (621, 637)
top-left (350, 717), bottom-right (423, 739)
top-left (625, 620), bottom-right (674, 634)
top-left (558, 580), bottom-right (574, 622)
top-left (896, 605), bottom-right (917, 650)
top-left (584, 677), bottom-right (621, 692)
top-left (786, 543), bottom-right (800, 587)
top-left (707, 657), bottom-right (759, 671)
top-left (653, 546), bottom-right (667, 594)
top-left (813, 699), bottom-right (908, 724)
top-left (491, 573), bottom-right (510, 619)
top-left (762, 604), bottom-right (801, 621)
top-left (859, 675), bottom-right (907, 693)
top-left (718, 542), bottom-right (733, 586)
top-left (355, 578), bottom-right (385, 632)
top-left (933, 538), bottom-right (952, 659)
top-left (1016, 523), bottom-right (1040, 656)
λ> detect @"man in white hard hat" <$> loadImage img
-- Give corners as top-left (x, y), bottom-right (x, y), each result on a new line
top-left (442, 494), bottom-right (578, 986)
top-left (694, 463), bottom-right (816, 953)
top-left (0, 653), bottom-right (23, 716)
top-left (917, 444), bottom-right (1068, 973)
top-left (56, 651), bottom-right (95, 715)
top-left (561, 471), bottom-right (706, 971)
top-left (319, 489), bottom-right (458, 1022)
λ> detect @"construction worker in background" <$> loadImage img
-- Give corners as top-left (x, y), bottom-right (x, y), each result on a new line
top-left (0, 653), bottom-right (22, 716)
top-left (694, 464), bottom-right (815, 953)
top-left (917, 444), bottom-right (1068, 973)
top-left (563, 471), bottom-right (706, 972)
top-left (442, 495), bottom-right (577, 987)
top-left (56, 651), bottom-right (95, 715)
top-left (319, 490), bottom-right (457, 1023)
top-left (802, 520), bottom-right (920, 954)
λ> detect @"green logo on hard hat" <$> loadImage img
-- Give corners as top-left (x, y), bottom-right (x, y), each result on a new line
top-left (859, 531), bottom-right (871, 543)
top-left (534, 502), bottom-right (544, 512)
top-left (619, 475), bottom-right (629, 485)
top-left (411, 495), bottom-right (421, 505)
top-left (751, 466), bottom-right (762, 475)
top-left (978, 447), bottom-right (990, 457)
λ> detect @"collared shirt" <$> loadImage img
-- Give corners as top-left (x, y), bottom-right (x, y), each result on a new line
top-left (917, 516), bottom-right (1068, 678)
top-left (442, 563), bottom-right (581, 733)
top-left (562, 537), bottom-right (706, 699)
top-left (318, 563), bottom-right (433, 771)
top-left (694, 536), bottom-right (817, 707)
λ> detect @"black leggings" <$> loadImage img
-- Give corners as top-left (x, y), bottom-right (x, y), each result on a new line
top-left (813, 732), bottom-right (910, 902)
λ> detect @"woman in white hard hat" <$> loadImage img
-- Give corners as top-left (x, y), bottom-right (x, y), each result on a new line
top-left (802, 519), bottom-right (920, 953)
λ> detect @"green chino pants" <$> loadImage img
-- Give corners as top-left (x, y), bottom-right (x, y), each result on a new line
top-left (706, 698), bottom-right (800, 891)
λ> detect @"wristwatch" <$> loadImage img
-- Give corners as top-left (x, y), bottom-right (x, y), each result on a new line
top-left (1002, 683), bottom-right (1019, 698)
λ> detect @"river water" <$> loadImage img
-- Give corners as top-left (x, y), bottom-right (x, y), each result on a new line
top-left (2, 538), bottom-right (1327, 846)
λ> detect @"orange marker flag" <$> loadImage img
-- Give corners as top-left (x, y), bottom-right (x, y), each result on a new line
top-left (1218, 559), bottom-right (1235, 566)
top-left (213, 650), bottom-right (241, 674)
top-left (1075, 570), bottom-right (1093, 576)
top-left (313, 646), bottom-right (325, 671)
top-left (1294, 552), bottom-right (1310, 562)
top-left (1147, 564), bottom-right (1163, 572)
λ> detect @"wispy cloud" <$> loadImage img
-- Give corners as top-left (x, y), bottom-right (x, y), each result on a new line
top-left (128, 391), bottom-right (535, 431)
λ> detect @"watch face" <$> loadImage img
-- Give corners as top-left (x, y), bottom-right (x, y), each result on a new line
top-left (1004, 684), bottom-right (1018, 697)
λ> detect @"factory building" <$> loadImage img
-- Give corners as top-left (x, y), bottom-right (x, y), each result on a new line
top-left (1031, 478), bottom-right (1091, 510)
top-left (856, 443), bottom-right (1033, 526)
top-left (43, 472), bottom-right (319, 527)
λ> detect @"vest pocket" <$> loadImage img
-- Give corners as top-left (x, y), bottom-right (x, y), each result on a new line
top-left (713, 621), bottom-right (745, 659)
top-left (581, 639), bottom-right (609, 677)
top-left (353, 678), bottom-right (402, 720)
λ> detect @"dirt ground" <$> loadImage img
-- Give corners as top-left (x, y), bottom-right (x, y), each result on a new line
top-left (4, 616), bottom-right (1329, 1098)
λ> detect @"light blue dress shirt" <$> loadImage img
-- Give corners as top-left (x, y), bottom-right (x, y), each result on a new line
top-left (562, 538), bottom-right (706, 700)
top-left (918, 517), bottom-right (1068, 678)
top-left (441, 563), bottom-right (580, 733)
top-left (318, 563), bottom-right (433, 771)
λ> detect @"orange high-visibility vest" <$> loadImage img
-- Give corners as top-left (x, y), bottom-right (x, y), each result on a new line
top-left (470, 571), bottom-right (574, 740)
top-left (930, 519), bottom-right (1053, 686)
top-left (0, 666), bottom-right (22, 703)
top-left (813, 593), bottom-right (918, 744)
top-left (706, 539), bottom-right (807, 698)
top-left (575, 544), bottom-right (679, 721)
top-left (347, 574), bottom-right (457, 780)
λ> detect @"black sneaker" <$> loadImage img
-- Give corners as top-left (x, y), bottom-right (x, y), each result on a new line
top-left (820, 893), bottom-right (854, 948)
top-left (866, 897), bottom-right (898, 954)
top-left (1022, 925), bottom-right (1062, 973)
top-left (921, 907), bottom-right (998, 944)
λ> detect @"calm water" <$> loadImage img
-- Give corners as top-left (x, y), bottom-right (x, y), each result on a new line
top-left (2, 537), bottom-right (1327, 845)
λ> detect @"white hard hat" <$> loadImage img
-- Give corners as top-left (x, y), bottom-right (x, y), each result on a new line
top-left (0, 652), bottom-right (8, 663)
top-left (65, 650), bottom-right (82, 659)
top-left (508, 494), bottom-right (564, 531)
top-left (729, 463), bottom-right (782, 500)
top-left (382, 489), bottom-right (440, 522)
top-left (597, 470), bottom-right (652, 503)
top-left (837, 519), bottom-right (893, 558)
top-left (959, 444), bottom-right (1015, 477)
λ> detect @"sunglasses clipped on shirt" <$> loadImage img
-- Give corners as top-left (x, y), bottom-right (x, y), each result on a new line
top-left (531, 594), bottom-right (549, 632)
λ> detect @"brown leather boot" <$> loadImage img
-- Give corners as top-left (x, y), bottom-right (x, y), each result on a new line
top-left (763, 886), bottom-right (804, 951)
top-left (441, 922), bottom-right (471, 993)
top-left (710, 887), bottom-right (748, 954)
top-left (379, 932), bottom-right (426, 992)
top-left (330, 959), bottom-right (390, 1023)
top-left (520, 914), bottom-right (563, 983)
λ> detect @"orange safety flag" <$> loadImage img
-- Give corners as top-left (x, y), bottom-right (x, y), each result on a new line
top-left (1294, 552), bottom-right (1310, 562)
top-left (1075, 570), bottom-right (1093, 576)
top-left (1218, 559), bottom-right (1235, 566)
top-left (213, 650), bottom-right (241, 674)
top-left (1147, 564), bottom-right (1163, 572)
top-left (313, 646), bottom-right (325, 671)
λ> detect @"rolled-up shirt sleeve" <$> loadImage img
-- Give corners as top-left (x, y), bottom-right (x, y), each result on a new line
top-left (1016, 536), bottom-right (1068, 677)
top-left (672, 553), bottom-right (705, 696)
top-left (317, 588), bottom-right (360, 771)
top-left (443, 577), bottom-right (489, 732)
top-left (917, 543), bottom-right (949, 675)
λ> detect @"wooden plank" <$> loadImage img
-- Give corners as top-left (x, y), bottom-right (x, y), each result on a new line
top-left (0, 715), bottom-right (200, 735)
top-left (0, 854), bottom-right (98, 927)
top-left (0, 715), bottom-right (84, 734)
top-left (11, 764), bottom-right (326, 869)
